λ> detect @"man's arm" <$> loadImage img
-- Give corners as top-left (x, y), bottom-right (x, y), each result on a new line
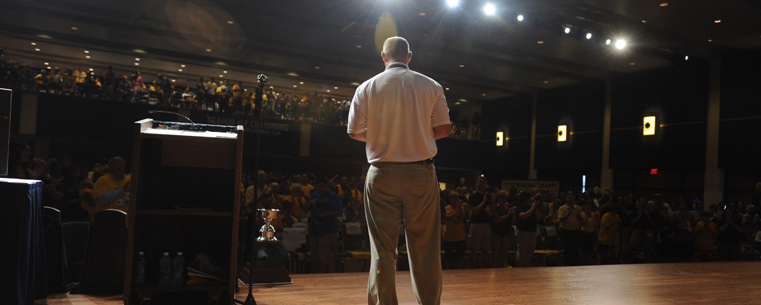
top-left (348, 132), bottom-right (366, 142)
top-left (433, 124), bottom-right (450, 140)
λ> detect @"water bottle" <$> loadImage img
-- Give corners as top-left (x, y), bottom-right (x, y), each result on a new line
top-left (171, 251), bottom-right (185, 287)
top-left (134, 251), bottom-right (146, 286)
top-left (158, 252), bottom-right (172, 286)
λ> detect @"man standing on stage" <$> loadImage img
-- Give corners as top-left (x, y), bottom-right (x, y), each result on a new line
top-left (347, 36), bottom-right (451, 305)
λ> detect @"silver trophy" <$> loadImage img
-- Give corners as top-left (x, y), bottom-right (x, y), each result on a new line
top-left (257, 209), bottom-right (280, 242)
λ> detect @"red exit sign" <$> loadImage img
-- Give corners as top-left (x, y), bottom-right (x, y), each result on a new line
top-left (650, 168), bottom-right (658, 175)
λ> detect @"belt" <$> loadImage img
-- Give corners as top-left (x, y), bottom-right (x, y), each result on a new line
top-left (373, 158), bottom-right (435, 166)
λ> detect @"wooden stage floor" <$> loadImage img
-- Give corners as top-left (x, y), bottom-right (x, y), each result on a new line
top-left (43, 261), bottom-right (761, 305)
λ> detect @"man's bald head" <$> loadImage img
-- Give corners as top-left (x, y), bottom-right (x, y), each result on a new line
top-left (382, 36), bottom-right (411, 63)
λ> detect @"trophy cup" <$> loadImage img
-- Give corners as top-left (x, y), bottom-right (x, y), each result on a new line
top-left (257, 209), bottom-right (279, 242)
top-left (239, 208), bottom-right (292, 286)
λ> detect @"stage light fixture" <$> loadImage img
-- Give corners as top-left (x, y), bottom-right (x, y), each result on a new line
top-left (446, 0), bottom-right (459, 8)
top-left (517, 14), bottom-right (524, 21)
top-left (585, 33), bottom-right (592, 39)
top-left (643, 116), bottom-right (656, 136)
top-left (615, 39), bottom-right (627, 50)
top-left (558, 125), bottom-right (567, 142)
top-left (483, 3), bottom-right (496, 16)
top-left (564, 27), bottom-right (571, 34)
top-left (714, 19), bottom-right (722, 24)
top-left (496, 131), bottom-right (504, 147)
top-left (605, 39), bottom-right (612, 45)
top-left (685, 55), bottom-right (689, 61)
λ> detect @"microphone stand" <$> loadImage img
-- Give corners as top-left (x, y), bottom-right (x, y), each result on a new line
top-left (238, 74), bottom-right (267, 305)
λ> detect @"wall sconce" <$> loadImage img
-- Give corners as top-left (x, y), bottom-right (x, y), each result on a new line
top-left (643, 116), bottom-right (656, 136)
top-left (496, 131), bottom-right (504, 147)
top-left (557, 125), bottom-right (567, 142)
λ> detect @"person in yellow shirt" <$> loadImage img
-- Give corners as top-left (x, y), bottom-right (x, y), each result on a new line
top-left (598, 206), bottom-right (621, 264)
top-left (695, 211), bottom-right (718, 261)
top-left (283, 184), bottom-right (308, 220)
top-left (93, 156), bottom-right (131, 214)
top-left (443, 191), bottom-right (467, 269)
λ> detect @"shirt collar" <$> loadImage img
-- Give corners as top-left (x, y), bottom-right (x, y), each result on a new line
top-left (385, 62), bottom-right (409, 70)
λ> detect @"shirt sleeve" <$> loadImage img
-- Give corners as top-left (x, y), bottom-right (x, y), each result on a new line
top-left (430, 85), bottom-right (450, 127)
top-left (347, 87), bottom-right (367, 134)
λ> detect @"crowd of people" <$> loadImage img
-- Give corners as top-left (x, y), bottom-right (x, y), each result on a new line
top-left (0, 52), bottom-right (481, 135)
top-left (9, 137), bottom-right (761, 272)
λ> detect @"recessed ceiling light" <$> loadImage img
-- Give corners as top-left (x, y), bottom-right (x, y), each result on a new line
top-left (445, 88), bottom-right (450, 91)
top-left (314, 66), bottom-right (320, 69)
top-left (171, 79), bottom-right (176, 83)
top-left (85, 55), bottom-right (91, 59)
top-left (455, 102), bottom-right (461, 105)
top-left (287, 72), bottom-right (299, 77)
top-left (641, 20), bottom-right (647, 23)
top-left (134, 62), bottom-right (139, 66)
top-left (537, 41), bottom-right (544, 44)
top-left (482, 93), bottom-right (487, 96)
top-left (708, 39), bottom-right (713, 42)
top-left (181, 64), bottom-right (186, 68)
top-left (135, 58), bottom-right (140, 61)
top-left (659, 2), bottom-right (668, 7)
top-left (334, 87), bottom-right (338, 89)
top-left (219, 74), bottom-right (223, 77)
top-left (215, 61), bottom-right (227, 66)
top-left (615, 39), bottom-right (627, 50)
top-left (605, 39), bottom-right (612, 45)
top-left (223, 70), bottom-right (228, 74)
top-left (356, 45), bottom-right (362, 48)
top-left (459, 64), bottom-right (465, 68)
top-left (71, 26), bottom-right (78, 30)
top-left (350, 82), bottom-right (361, 86)
top-left (227, 20), bottom-right (234, 25)
top-left (34, 48), bottom-right (40, 52)
top-left (629, 62), bottom-right (636, 65)
top-left (458, 98), bottom-right (467, 102)
top-left (714, 19), bottom-right (722, 24)
top-left (84, 50), bottom-right (89, 54)
top-left (327, 89), bottom-right (331, 92)
top-left (564, 27), bottom-right (571, 34)
top-left (46, 66), bottom-right (51, 70)
top-left (684, 55), bottom-right (689, 61)
top-left (37, 34), bottom-right (52, 39)
top-left (44, 62), bottom-right (49, 65)
top-left (88, 68), bottom-right (94, 72)
top-left (543, 80), bottom-right (549, 84)
top-left (418, 12), bottom-right (426, 16)
top-left (293, 85), bottom-right (297, 88)
top-left (299, 81), bottom-right (304, 85)
top-left (133, 49), bottom-right (147, 54)
top-left (206, 48), bottom-right (212, 52)
top-left (31, 42), bottom-right (37, 46)
top-left (517, 15), bottom-right (524, 22)
top-left (586, 33), bottom-right (593, 39)
top-left (178, 69), bottom-right (183, 72)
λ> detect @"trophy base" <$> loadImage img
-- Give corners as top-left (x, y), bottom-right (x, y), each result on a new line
top-left (238, 263), bottom-right (292, 286)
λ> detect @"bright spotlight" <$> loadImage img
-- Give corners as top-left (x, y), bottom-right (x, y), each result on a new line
top-left (483, 3), bottom-right (496, 16)
top-left (585, 33), bottom-right (592, 40)
top-left (614, 39), bottom-right (627, 50)
top-left (564, 27), bottom-right (571, 34)
top-left (605, 39), bottom-right (612, 45)
top-left (446, 0), bottom-right (459, 8)
top-left (684, 55), bottom-right (689, 61)
top-left (517, 14), bottom-right (524, 22)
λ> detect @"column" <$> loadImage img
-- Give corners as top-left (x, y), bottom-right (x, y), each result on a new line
top-left (704, 59), bottom-right (723, 208)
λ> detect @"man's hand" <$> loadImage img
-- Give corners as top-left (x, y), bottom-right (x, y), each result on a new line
top-left (348, 132), bottom-right (367, 142)
top-left (433, 124), bottom-right (450, 140)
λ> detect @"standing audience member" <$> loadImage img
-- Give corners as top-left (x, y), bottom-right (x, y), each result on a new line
top-left (598, 205), bottom-right (622, 264)
top-left (467, 177), bottom-right (491, 268)
top-left (93, 156), bottom-right (131, 214)
top-left (716, 208), bottom-right (743, 261)
top-left (303, 177), bottom-right (343, 273)
top-left (558, 194), bottom-right (585, 266)
top-left (579, 200), bottom-right (598, 265)
top-left (442, 191), bottom-right (467, 269)
top-left (489, 190), bottom-right (515, 268)
top-left (515, 192), bottom-right (543, 267)
top-left (694, 211), bottom-right (718, 261)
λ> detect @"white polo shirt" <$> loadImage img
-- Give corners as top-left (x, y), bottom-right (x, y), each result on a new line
top-left (347, 63), bottom-right (450, 164)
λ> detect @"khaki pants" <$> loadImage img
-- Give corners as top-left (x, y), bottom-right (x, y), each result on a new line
top-left (364, 163), bottom-right (442, 305)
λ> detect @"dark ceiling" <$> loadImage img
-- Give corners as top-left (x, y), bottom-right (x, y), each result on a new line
top-left (1, 0), bottom-right (760, 107)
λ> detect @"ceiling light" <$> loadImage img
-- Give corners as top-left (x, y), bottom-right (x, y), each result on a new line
top-left (31, 42), bottom-right (37, 46)
top-left (85, 55), bottom-right (91, 59)
top-left (564, 27), bottom-right (571, 34)
top-left (181, 64), bottom-right (186, 68)
top-left (714, 19), bottom-right (722, 24)
top-left (455, 102), bottom-right (461, 105)
top-left (459, 64), bottom-right (465, 68)
top-left (537, 41), bottom-right (544, 44)
top-left (134, 62), bottom-right (139, 66)
top-left (496, 131), bottom-right (504, 147)
top-left (482, 93), bottom-right (487, 96)
top-left (605, 39), bottom-right (612, 45)
top-left (458, 98), bottom-right (467, 102)
top-left (171, 79), bottom-right (176, 83)
top-left (614, 39), bottom-right (627, 50)
top-left (356, 45), bottom-right (362, 48)
top-left (223, 70), bottom-right (228, 74)
top-left (219, 74), bottom-right (223, 77)
top-left (483, 3), bottom-right (496, 16)
top-left (327, 89), bottom-right (331, 92)
top-left (37, 34), bottom-right (52, 39)
top-left (46, 66), bottom-right (51, 70)
top-left (227, 20), bottom-right (234, 24)
top-left (334, 87), bottom-right (338, 89)
top-left (517, 15), bottom-right (524, 22)
top-left (133, 49), bottom-right (146, 54)
top-left (351, 82), bottom-right (361, 86)
top-left (558, 125), bottom-right (567, 142)
top-left (44, 62), bottom-right (49, 65)
top-left (543, 80), bottom-right (549, 84)
top-left (585, 33), bottom-right (592, 39)
top-left (299, 81), bottom-right (304, 85)
top-left (293, 85), bottom-right (297, 88)
top-left (314, 66), bottom-right (320, 69)
top-left (445, 88), bottom-right (450, 91)
top-left (446, 0), bottom-right (459, 8)
top-left (708, 39), bottom-right (713, 42)
top-left (684, 55), bottom-right (689, 61)
top-left (659, 2), bottom-right (668, 7)
top-left (206, 48), bottom-right (212, 52)
top-left (135, 58), bottom-right (140, 61)
top-left (215, 61), bottom-right (227, 66)
top-left (287, 72), bottom-right (299, 77)
top-left (34, 48), bottom-right (40, 52)
top-left (84, 50), bottom-right (89, 54)
top-left (71, 26), bottom-right (78, 30)
top-left (178, 69), bottom-right (183, 72)
top-left (629, 62), bottom-right (636, 66)
top-left (418, 12), bottom-right (426, 16)
top-left (641, 20), bottom-right (647, 23)
top-left (88, 68), bottom-right (94, 72)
